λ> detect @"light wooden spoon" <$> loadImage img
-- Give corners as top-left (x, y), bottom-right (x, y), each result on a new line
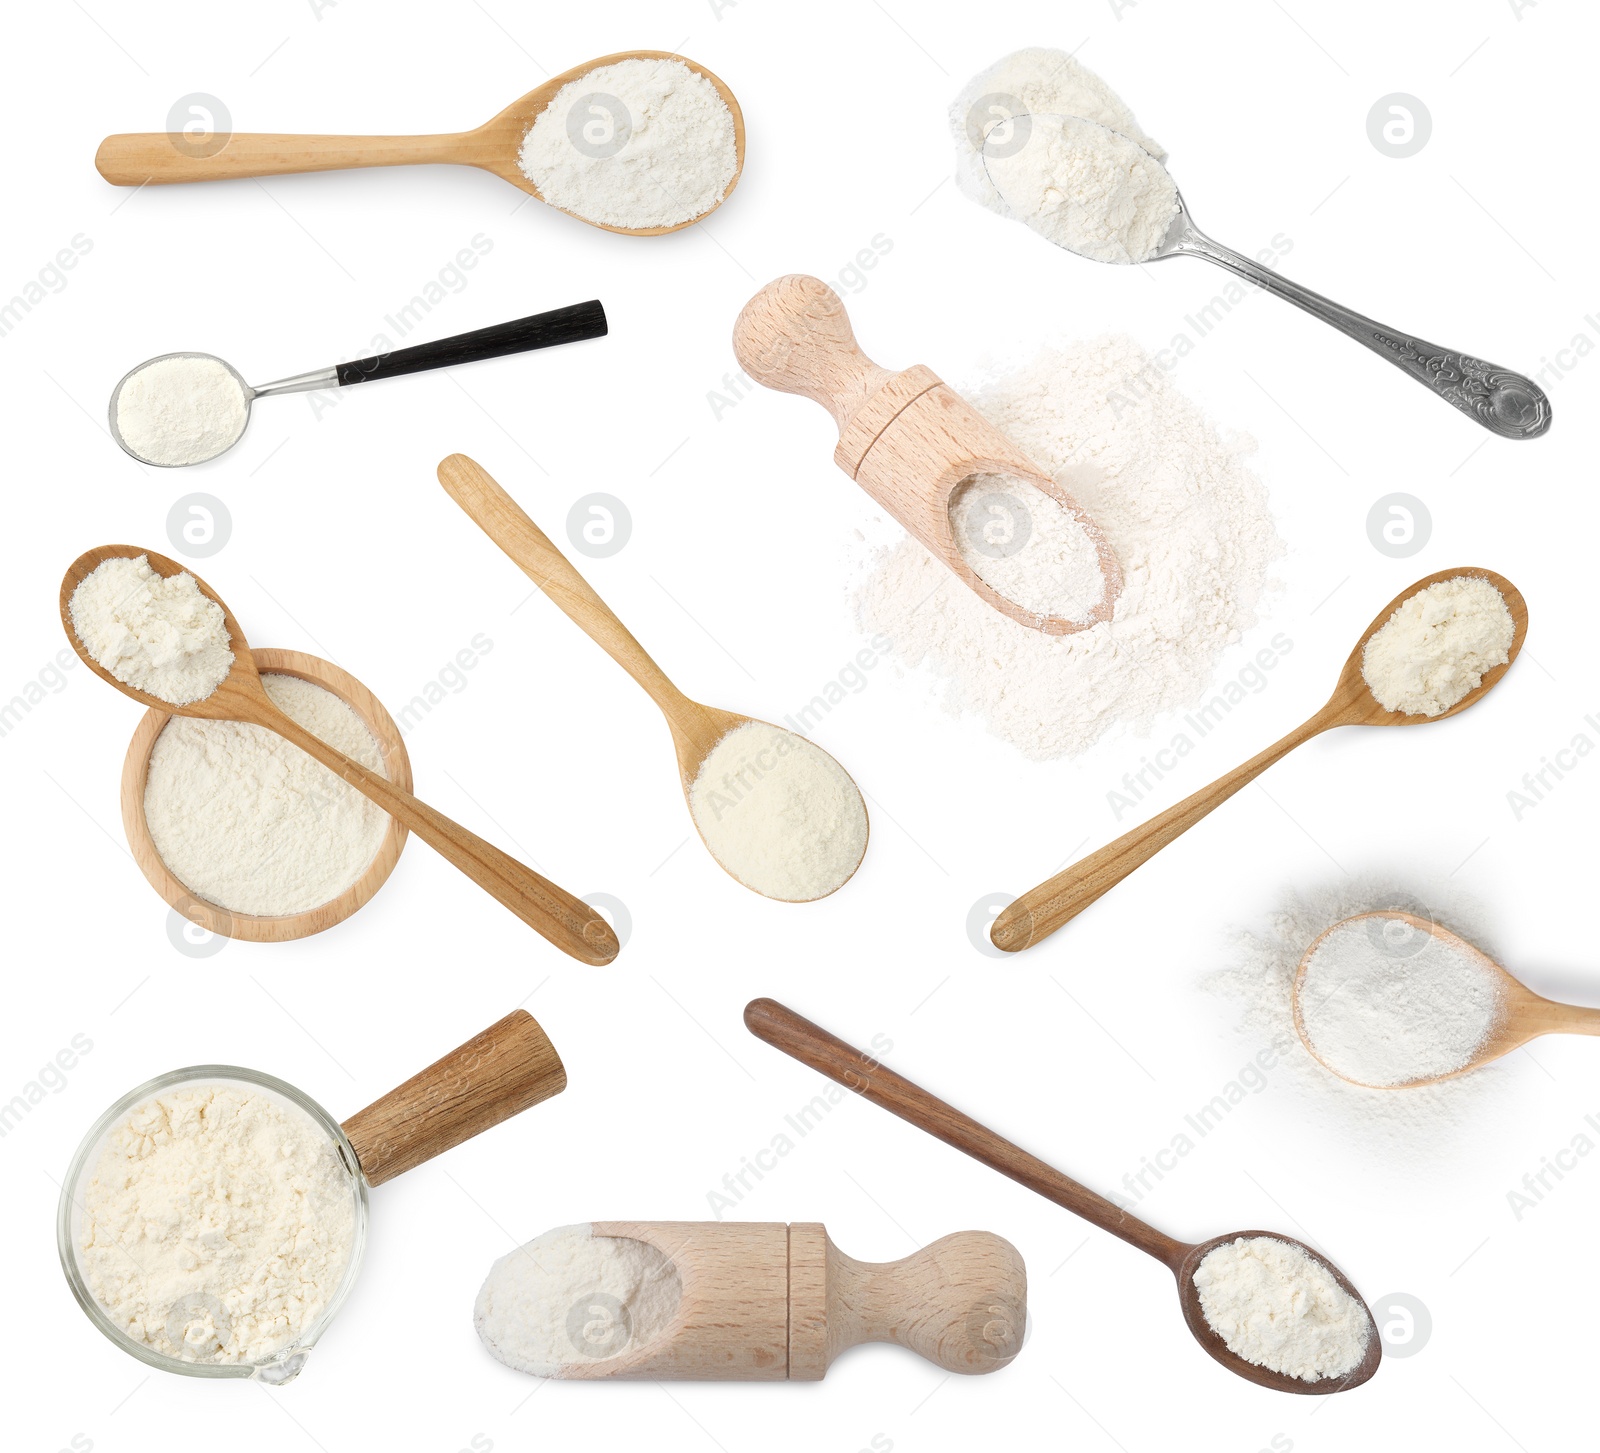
top-left (94, 50), bottom-right (744, 237)
top-left (992, 567), bottom-right (1527, 954)
top-left (61, 546), bottom-right (618, 964)
top-left (436, 454), bottom-right (868, 901)
top-left (1293, 910), bottom-right (1600, 1088)
top-left (745, 998), bottom-right (1382, 1394)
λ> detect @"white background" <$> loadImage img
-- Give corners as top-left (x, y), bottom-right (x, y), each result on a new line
top-left (2, 1), bottom-right (1594, 1449)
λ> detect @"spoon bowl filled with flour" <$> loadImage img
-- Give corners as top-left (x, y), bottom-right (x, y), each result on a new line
top-left (1294, 910), bottom-right (1600, 1088)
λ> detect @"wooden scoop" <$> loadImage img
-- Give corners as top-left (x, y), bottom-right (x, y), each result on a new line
top-left (731, 275), bottom-right (1121, 634)
top-left (993, 567), bottom-right (1527, 954)
top-left (1293, 910), bottom-right (1600, 1088)
top-left (744, 998), bottom-right (1380, 1393)
top-left (437, 453), bottom-right (868, 901)
top-left (535, 1221), bottom-right (1024, 1379)
top-left (60, 546), bottom-right (618, 964)
top-left (94, 50), bottom-right (744, 237)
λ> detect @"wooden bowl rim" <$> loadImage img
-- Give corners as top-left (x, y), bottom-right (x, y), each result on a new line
top-left (120, 647), bottom-right (413, 943)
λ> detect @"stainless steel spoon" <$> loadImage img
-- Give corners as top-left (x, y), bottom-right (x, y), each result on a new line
top-left (980, 114), bottom-right (1549, 440)
top-left (109, 300), bottom-right (607, 467)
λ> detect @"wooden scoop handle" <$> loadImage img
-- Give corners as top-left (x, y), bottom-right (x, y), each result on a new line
top-left (744, 999), bottom-right (1186, 1267)
top-left (95, 131), bottom-right (466, 185)
top-left (791, 1225), bottom-right (1025, 1377)
top-left (991, 711), bottom-right (1332, 954)
top-left (732, 275), bottom-right (897, 431)
top-left (341, 1010), bottom-right (565, 1186)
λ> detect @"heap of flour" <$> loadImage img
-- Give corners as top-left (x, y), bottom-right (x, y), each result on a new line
top-left (69, 554), bottom-right (234, 705)
top-left (1298, 916), bottom-right (1503, 1087)
top-left (114, 354), bottom-right (249, 467)
top-left (519, 57), bottom-right (738, 230)
top-left (475, 1223), bottom-right (682, 1377)
top-left (144, 673), bottom-right (391, 916)
top-left (1192, 1236), bottom-right (1370, 1382)
top-left (78, 1082), bottom-right (357, 1365)
top-left (855, 336), bottom-right (1280, 760)
top-left (688, 721), bottom-right (868, 900)
top-left (951, 49), bottom-right (1177, 263)
top-left (1361, 575), bottom-right (1514, 716)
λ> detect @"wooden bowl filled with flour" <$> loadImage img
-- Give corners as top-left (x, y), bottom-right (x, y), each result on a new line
top-left (120, 648), bottom-right (411, 942)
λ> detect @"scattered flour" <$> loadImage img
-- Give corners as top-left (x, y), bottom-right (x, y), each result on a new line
top-left (78, 1082), bottom-right (357, 1365)
top-left (69, 554), bottom-right (234, 706)
top-left (144, 673), bottom-right (391, 916)
top-left (854, 336), bottom-right (1281, 760)
top-left (475, 1223), bottom-right (682, 1377)
top-left (948, 472), bottom-right (1108, 622)
top-left (519, 58), bottom-right (738, 230)
top-left (983, 113), bottom-right (1180, 263)
top-left (688, 721), bottom-right (867, 900)
top-left (1298, 916), bottom-right (1503, 1087)
top-left (1192, 1235), bottom-right (1370, 1382)
top-left (1361, 575), bottom-right (1514, 716)
top-left (115, 354), bottom-right (249, 467)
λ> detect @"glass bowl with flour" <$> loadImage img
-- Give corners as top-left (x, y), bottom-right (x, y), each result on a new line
top-left (121, 650), bottom-right (411, 941)
top-left (58, 1067), bottom-right (367, 1383)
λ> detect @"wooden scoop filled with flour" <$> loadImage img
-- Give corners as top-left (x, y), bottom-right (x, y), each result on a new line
top-left (733, 275), bottom-right (1120, 634)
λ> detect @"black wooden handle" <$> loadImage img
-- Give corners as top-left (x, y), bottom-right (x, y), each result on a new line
top-left (335, 300), bottom-right (607, 386)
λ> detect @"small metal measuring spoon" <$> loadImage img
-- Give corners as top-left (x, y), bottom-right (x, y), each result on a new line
top-left (979, 114), bottom-right (1550, 440)
top-left (108, 299), bottom-right (608, 467)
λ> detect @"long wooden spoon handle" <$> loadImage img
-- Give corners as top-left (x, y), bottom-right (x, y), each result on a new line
top-left (341, 1010), bottom-right (566, 1185)
top-left (437, 453), bottom-right (690, 716)
top-left (743, 998), bottom-right (1186, 1266)
top-left (991, 712), bottom-right (1331, 954)
top-left (265, 708), bottom-right (617, 964)
top-left (95, 131), bottom-right (466, 186)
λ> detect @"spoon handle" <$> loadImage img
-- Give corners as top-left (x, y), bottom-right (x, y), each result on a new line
top-left (341, 1010), bottom-right (566, 1185)
top-left (744, 998), bottom-right (1187, 1268)
top-left (95, 131), bottom-right (467, 186)
top-left (260, 703), bottom-right (617, 964)
top-left (992, 711), bottom-right (1329, 953)
top-left (1177, 229), bottom-right (1549, 439)
top-left (437, 453), bottom-right (692, 720)
top-left (333, 301), bottom-right (606, 386)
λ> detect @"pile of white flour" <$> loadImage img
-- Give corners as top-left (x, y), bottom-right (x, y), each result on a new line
top-left (689, 720), bottom-right (868, 900)
top-left (115, 354), bottom-right (249, 467)
top-left (855, 336), bottom-right (1280, 760)
top-left (948, 472), bottom-right (1107, 622)
top-left (144, 673), bottom-right (391, 916)
top-left (951, 50), bottom-right (1176, 263)
top-left (78, 1083), bottom-right (357, 1365)
top-left (1361, 575), bottom-right (1514, 716)
top-left (475, 1223), bottom-right (682, 1377)
top-left (519, 58), bottom-right (737, 229)
top-left (69, 554), bottom-right (234, 705)
top-left (1298, 917), bottom-right (1503, 1087)
top-left (1192, 1235), bottom-right (1370, 1382)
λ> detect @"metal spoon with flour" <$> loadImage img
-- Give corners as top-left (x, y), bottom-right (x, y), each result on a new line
top-left (978, 113), bottom-right (1549, 439)
top-left (109, 300), bottom-right (607, 467)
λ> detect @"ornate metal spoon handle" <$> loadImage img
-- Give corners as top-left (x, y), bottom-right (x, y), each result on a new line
top-left (1175, 226), bottom-right (1550, 440)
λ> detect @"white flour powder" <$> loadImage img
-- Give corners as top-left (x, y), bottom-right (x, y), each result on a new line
top-left (689, 721), bottom-right (867, 900)
top-left (1299, 917), bottom-right (1503, 1087)
top-left (519, 58), bottom-right (737, 229)
top-left (79, 1082), bottom-right (357, 1365)
top-left (69, 554), bottom-right (234, 705)
top-left (855, 336), bottom-right (1280, 760)
top-left (1361, 575), bottom-right (1514, 716)
top-left (115, 354), bottom-right (249, 466)
top-left (984, 113), bottom-right (1179, 264)
top-left (475, 1223), bottom-right (682, 1377)
top-left (1193, 1236), bottom-right (1369, 1382)
top-left (948, 472), bottom-right (1106, 622)
top-left (144, 673), bottom-right (391, 916)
